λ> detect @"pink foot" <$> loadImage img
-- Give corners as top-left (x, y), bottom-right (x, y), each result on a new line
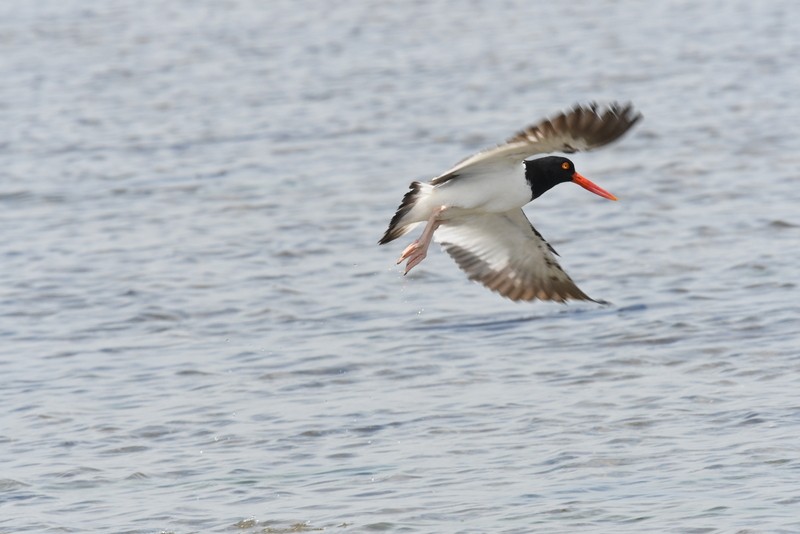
top-left (397, 241), bottom-right (428, 275)
top-left (395, 205), bottom-right (445, 276)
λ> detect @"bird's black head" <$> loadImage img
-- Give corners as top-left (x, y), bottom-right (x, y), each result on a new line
top-left (524, 156), bottom-right (617, 201)
top-left (524, 156), bottom-right (577, 199)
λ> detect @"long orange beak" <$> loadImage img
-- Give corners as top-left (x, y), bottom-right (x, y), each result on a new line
top-left (572, 172), bottom-right (618, 201)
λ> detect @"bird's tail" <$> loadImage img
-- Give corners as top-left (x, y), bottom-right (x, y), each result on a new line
top-left (378, 181), bottom-right (433, 244)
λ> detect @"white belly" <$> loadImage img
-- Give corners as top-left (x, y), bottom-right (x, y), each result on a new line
top-left (431, 163), bottom-right (531, 213)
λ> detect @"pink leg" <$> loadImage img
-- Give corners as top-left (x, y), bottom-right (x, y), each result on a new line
top-left (396, 206), bottom-right (446, 275)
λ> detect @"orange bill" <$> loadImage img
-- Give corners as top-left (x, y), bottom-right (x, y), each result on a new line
top-left (572, 172), bottom-right (618, 201)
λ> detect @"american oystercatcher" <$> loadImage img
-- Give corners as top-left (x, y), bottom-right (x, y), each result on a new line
top-left (379, 102), bottom-right (642, 302)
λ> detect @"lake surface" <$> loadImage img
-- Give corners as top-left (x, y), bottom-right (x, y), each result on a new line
top-left (1, 1), bottom-right (799, 532)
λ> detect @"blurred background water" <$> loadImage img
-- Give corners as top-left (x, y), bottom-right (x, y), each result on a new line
top-left (1, 1), bottom-right (799, 532)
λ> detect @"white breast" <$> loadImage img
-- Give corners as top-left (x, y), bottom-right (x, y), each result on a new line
top-left (430, 162), bottom-right (531, 214)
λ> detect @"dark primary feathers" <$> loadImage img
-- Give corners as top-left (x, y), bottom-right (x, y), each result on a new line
top-left (435, 209), bottom-right (595, 302)
top-left (505, 101), bottom-right (640, 154)
top-left (430, 102), bottom-right (641, 186)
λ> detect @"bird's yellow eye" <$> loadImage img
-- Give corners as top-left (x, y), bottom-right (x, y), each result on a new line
top-left (561, 161), bottom-right (570, 170)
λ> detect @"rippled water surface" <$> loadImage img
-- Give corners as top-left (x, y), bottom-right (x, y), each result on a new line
top-left (2, 1), bottom-right (800, 532)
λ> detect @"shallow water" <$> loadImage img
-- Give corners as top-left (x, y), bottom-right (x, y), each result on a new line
top-left (2, 1), bottom-right (799, 532)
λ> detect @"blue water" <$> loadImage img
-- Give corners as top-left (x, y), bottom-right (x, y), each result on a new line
top-left (1, 1), bottom-right (799, 532)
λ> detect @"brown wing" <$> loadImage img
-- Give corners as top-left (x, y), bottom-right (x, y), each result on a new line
top-left (434, 209), bottom-right (597, 302)
top-left (431, 102), bottom-right (641, 186)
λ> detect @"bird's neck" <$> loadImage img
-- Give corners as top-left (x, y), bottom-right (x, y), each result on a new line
top-left (524, 161), bottom-right (562, 200)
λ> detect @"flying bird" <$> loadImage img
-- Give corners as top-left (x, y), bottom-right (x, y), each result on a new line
top-left (379, 102), bottom-right (642, 302)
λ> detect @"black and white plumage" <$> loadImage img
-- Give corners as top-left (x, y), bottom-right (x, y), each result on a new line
top-left (379, 102), bottom-right (642, 302)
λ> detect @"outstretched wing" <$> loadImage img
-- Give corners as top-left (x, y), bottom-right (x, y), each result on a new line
top-left (431, 102), bottom-right (641, 186)
top-left (434, 209), bottom-right (597, 302)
